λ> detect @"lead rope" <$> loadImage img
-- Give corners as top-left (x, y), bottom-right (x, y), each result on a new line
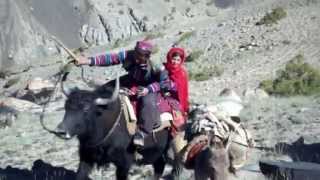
top-left (39, 62), bottom-right (74, 139)
top-left (86, 99), bottom-right (124, 148)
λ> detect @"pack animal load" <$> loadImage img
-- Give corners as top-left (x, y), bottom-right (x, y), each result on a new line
top-left (184, 105), bottom-right (254, 169)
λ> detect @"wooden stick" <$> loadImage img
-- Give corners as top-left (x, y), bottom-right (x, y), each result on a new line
top-left (51, 36), bottom-right (80, 62)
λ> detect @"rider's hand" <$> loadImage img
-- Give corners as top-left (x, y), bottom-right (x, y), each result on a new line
top-left (160, 81), bottom-right (171, 92)
top-left (75, 55), bottom-right (91, 65)
top-left (137, 87), bottom-right (149, 97)
top-left (121, 88), bottom-right (136, 96)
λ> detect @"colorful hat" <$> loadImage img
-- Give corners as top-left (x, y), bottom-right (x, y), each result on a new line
top-left (135, 40), bottom-right (153, 54)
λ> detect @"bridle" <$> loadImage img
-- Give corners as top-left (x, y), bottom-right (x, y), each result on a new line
top-left (39, 63), bottom-right (74, 140)
top-left (85, 97), bottom-right (124, 148)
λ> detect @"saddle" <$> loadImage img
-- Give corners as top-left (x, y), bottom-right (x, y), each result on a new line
top-left (120, 95), bottom-right (173, 135)
top-left (182, 134), bottom-right (209, 169)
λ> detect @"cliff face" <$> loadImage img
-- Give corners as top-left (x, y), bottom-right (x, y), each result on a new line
top-left (0, 0), bottom-right (93, 73)
top-left (0, 0), bottom-right (227, 74)
top-left (0, 0), bottom-right (33, 71)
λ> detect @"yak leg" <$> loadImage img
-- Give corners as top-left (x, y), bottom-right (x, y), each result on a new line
top-left (194, 169), bottom-right (208, 180)
top-left (76, 161), bottom-right (93, 180)
top-left (116, 165), bottom-right (130, 180)
top-left (153, 156), bottom-right (166, 180)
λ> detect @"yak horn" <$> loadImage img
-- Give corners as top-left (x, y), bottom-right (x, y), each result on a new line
top-left (60, 72), bottom-right (73, 96)
top-left (95, 73), bottom-right (120, 105)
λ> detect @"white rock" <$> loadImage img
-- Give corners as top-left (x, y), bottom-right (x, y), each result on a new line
top-left (243, 88), bottom-right (255, 98)
top-left (255, 88), bottom-right (269, 99)
top-left (1, 97), bottom-right (42, 113)
top-left (243, 88), bottom-right (269, 99)
top-left (27, 77), bottom-right (55, 92)
top-left (209, 88), bottom-right (244, 117)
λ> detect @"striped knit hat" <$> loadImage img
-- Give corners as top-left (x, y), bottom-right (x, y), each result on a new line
top-left (135, 40), bottom-right (153, 55)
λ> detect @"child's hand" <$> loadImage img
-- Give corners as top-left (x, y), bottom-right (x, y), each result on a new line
top-left (160, 81), bottom-right (171, 92)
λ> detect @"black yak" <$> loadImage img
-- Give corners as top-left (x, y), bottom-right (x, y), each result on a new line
top-left (55, 75), bottom-right (173, 180)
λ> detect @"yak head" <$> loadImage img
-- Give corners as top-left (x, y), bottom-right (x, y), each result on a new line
top-left (56, 76), bottom-right (119, 139)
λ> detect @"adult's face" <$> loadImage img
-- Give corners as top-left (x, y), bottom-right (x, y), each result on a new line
top-left (134, 50), bottom-right (149, 64)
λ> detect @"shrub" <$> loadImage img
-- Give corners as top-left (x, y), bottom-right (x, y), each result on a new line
top-left (151, 45), bottom-right (159, 54)
top-left (118, 10), bottom-right (124, 15)
top-left (206, 0), bottom-right (214, 6)
top-left (117, 2), bottom-right (124, 6)
top-left (171, 7), bottom-right (176, 13)
top-left (142, 16), bottom-right (149, 21)
top-left (163, 16), bottom-right (168, 22)
top-left (177, 31), bottom-right (195, 44)
top-left (186, 7), bottom-right (191, 13)
top-left (259, 54), bottom-right (320, 96)
top-left (0, 70), bottom-right (10, 79)
top-left (111, 39), bottom-right (131, 49)
top-left (189, 65), bottom-right (223, 81)
top-left (186, 50), bottom-right (203, 62)
top-left (190, 0), bottom-right (200, 4)
top-left (144, 32), bottom-right (164, 40)
top-left (3, 77), bottom-right (20, 88)
top-left (112, 39), bottom-right (122, 49)
top-left (256, 7), bottom-right (287, 25)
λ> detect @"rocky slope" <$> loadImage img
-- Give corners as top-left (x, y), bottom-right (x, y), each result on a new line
top-left (0, 0), bottom-right (320, 179)
top-left (0, 0), bottom-right (223, 75)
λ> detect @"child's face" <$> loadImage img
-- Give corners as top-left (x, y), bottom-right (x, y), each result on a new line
top-left (171, 55), bottom-right (182, 67)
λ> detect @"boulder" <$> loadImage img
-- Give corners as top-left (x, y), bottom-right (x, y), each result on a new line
top-left (27, 77), bottom-right (55, 92)
top-left (0, 105), bottom-right (17, 128)
top-left (243, 88), bottom-right (269, 99)
top-left (1, 97), bottom-right (42, 113)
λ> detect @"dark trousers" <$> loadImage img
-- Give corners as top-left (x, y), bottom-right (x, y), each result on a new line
top-left (139, 93), bottom-right (160, 134)
top-left (105, 75), bottom-right (160, 134)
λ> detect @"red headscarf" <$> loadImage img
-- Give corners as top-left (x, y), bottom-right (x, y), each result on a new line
top-left (164, 47), bottom-right (189, 114)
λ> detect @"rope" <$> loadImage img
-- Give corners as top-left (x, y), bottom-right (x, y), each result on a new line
top-left (39, 61), bottom-right (74, 139)
top-left (86, 99), bottom-right (124, 148)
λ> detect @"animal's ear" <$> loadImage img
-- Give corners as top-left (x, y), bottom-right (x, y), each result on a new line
top-left (230, 116), bottom-right (241, 123)
top-left (293, 136), bottom-right (304, 146)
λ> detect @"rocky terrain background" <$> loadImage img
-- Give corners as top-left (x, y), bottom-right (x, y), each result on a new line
top-left (0, 0), bottom-right (320, 179)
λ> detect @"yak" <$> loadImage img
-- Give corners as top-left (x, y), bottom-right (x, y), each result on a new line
top-left (54, 75), bottom-right (174, 180)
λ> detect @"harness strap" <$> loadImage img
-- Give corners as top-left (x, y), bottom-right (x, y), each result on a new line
top-left (152, 131), bottom-right (158, 144)
top-left (241, 124), bottom-right (254, 148)
top-left (86, 100), bottom-right (124, 147)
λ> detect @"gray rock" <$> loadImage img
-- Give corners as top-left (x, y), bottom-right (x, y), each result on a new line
top-left (243, 88), bottom-right (269, 100)
top-left (1, 97), bottom-right (42, 113)
top-left (0, 105), bottom-right (17, 128)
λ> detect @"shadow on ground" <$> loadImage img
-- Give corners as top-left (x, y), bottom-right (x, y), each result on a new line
top-left (275, 136), bottom-right (320, 163)
top-left (259, 136), bottom-right (320, 180)
top-left (0, 159), bottom-right (81, 180)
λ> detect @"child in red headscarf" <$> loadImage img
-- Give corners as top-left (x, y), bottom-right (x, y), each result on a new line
top-left (163, 46), bottom-right (189, 158)
top-left (164, 47), bottom-right (189, 118)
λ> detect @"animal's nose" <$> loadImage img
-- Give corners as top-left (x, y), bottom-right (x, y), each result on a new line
top-left (55, 124), bottom-right (72, 139)
top-left (56, 123), bottom-right (67, 135)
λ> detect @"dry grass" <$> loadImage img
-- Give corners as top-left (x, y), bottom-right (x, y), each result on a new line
top-left (256, 7), bottom-right (287, 26)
